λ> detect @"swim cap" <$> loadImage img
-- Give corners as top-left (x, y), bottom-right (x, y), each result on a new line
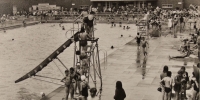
top-left (88, 15), bottom-right (94, 20)
top-left (81, 75), bottom-right (86, 81)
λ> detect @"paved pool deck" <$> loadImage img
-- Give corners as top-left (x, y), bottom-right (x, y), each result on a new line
top-left (41, 31), bottom-right (199, 100)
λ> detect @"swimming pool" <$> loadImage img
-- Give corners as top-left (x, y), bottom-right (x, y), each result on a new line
top-left (0, 23), bottom-right (137, 100)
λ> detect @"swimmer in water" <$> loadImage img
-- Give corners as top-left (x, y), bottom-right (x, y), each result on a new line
top-left (111, 18), bottom-right (115, 27)
top-left (62, 26), bottom-right (65, 30)
top-left (119, 22), bottom-right (122, 27)
top-left (126, 26), bottom-right (130, 29)
top-left (23, 20), bottom-right (26, 27)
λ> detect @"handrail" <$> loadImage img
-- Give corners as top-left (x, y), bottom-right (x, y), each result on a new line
top-left (53, 13), bottom-right (151, 16)
top-left (73, 15), bottom-right (82, 23)
top-left (99, 49), bottom-right (107, 69)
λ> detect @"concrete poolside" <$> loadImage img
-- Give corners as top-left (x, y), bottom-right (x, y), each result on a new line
top-left (42, 31), bottom-right (199, 100)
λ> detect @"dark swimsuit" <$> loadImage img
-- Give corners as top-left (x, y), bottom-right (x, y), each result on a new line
top-left (164, 87), bottom-right (171, 93)
top-left (80, 40), bottom-right (88, 47)
top-left (136, 36), bottom-right (141, 45)
top-left (81, 82), bottom-right (88, 97)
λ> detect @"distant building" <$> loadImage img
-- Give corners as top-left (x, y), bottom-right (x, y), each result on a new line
top-left (91, 0), bottom-right (157, 10)
top-left (91, 0), bottom-right (200, 10)
top-left (156, 0), bottom-right (184, 9)
top-left (0, 0), bottom-right (12, 15)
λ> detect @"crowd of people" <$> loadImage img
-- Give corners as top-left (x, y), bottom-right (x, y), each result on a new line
top-left (60, 68), bottom-right (127, 100)
top-left (169, 29), bottom-right (200, 60)
top-left (61, 4), bottom-right (200, 100)
top-left (59, 5), bottom-right (99, 100)
top-left (159, 65), bottom-right (199, 100)
top-left (61, 68), bottom-right (97, 100)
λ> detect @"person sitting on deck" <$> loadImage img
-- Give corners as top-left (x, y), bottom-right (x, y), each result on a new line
top-left (169, 50), bottom-right (192, 60)
top-left (178, 38), bottom-right (189, 53)
top-left (189, 34), bottom-right (197, 44)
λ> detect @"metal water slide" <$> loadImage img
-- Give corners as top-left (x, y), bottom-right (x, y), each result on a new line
top-left (15, 32), bottom-right (79, 83)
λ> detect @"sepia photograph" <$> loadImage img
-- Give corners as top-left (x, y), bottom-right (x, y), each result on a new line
top-left (0, 0), bottom-right (199, 100)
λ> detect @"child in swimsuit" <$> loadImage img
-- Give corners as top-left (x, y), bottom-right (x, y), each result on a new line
top-left (61, 70), bottom-right (72, 100)
top-left (135, 33), bottom-right (142, 50)
top-left (142, 38), bottom-right (149, 56)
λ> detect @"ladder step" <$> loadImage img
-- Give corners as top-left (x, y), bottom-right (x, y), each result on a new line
top-left (85, 51), bottom-right (93, 53)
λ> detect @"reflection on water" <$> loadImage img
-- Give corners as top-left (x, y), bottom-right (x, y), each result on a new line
top-left (142, 57), bottom-right (147, 79)
top-left (136, 50), bottom-right (141, 68)
top-left (17, 88), bottom-right (40, 100)
top-left (136, 49), bottom-right (148, 79)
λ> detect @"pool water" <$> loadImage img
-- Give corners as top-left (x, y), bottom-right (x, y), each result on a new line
top-left (0, 23), bottom-right (137, 100)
